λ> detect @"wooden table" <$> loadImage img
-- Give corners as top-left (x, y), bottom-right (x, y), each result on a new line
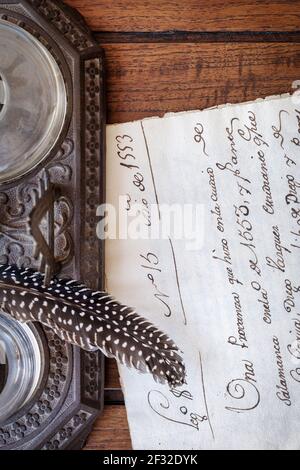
top-left (66, 0), bottom-right (300, 450)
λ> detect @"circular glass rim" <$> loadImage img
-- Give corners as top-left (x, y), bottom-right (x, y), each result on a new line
top-left (0, 18), bottom-right (68, 185)
top-left (0, 73), bottom-right (8, 122)
top-left (0, 312), bottom-right (44, 424)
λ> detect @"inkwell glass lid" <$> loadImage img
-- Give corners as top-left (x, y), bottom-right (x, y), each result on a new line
top-left (0, 19), bottom-right (67, 184)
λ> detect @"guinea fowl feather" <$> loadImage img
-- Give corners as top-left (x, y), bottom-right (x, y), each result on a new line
top-left (0, 264), bottom-right (185, 386)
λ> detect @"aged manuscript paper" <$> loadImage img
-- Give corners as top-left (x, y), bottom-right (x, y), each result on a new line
top-left (105, 95), bottom-right (300, 449)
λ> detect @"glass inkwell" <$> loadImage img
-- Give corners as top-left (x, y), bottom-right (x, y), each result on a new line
top-left (0, 313), bottom-right (43, 423)
top-left (0, 19), bottom-right (67, 184)
top-left (0, 0), bottom-right (105, 450)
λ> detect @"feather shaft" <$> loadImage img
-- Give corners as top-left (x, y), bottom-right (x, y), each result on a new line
top-left (0, 265), bottom-right (185, 386)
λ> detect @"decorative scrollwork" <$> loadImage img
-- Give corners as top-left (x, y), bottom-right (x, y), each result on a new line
top-left (0, 137), bottom-right (75, 269)
top-left (0, 328), bottom-right (72, 448)
top-left (47, 137), bottom-right (74, 183)
top-left (42, 411), bottom-right (91, 450)
top-left (28, 0), bottom-right (95, 51)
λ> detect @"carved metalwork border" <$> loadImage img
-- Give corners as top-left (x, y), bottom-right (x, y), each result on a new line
top-left (0, 0), bottom-right (105, 450)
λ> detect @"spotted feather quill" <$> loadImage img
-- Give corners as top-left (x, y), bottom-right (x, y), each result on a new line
top-left (0, 265), bottom-right (185, 386)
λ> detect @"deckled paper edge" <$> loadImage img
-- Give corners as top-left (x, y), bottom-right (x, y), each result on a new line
top-left (107, 93), bottom-right (291, 128)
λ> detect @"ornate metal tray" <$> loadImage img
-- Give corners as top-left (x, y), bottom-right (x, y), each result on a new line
top-left (0, 0), bottom-right (105, 449)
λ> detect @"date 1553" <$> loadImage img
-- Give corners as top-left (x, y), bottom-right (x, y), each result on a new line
top-left (116, 134), bottom-right (146, 192)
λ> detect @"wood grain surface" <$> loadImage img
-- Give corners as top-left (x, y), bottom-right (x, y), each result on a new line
top-left (85, 406), bottom-right (131, 450)
top-left (67, 0), bottom-right (300, 32)
top-left (69, 0), bottom-right (300, 450)
top-left (103, 42), bottom-right (300, 124)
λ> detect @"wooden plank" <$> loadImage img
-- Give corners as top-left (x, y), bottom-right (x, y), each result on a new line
top-left (85, 406), bottom-right (132, 450)
top-left (102, 42), bottom-right (300, 124)
top-left (66, 0), bottom-right (300, 33)
top-left (105, 358), bottom-right (121, 389)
